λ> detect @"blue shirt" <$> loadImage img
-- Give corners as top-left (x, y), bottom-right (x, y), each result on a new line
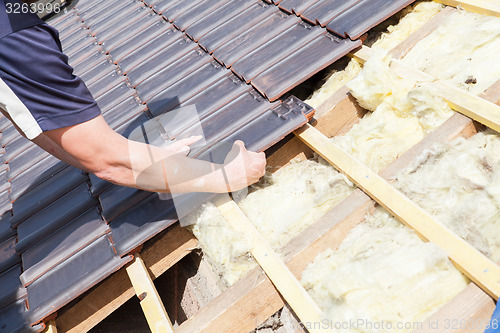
top-left (0, 0), bottom-right (101, 140)
top-left (0, 0), bottom-right (43, 38)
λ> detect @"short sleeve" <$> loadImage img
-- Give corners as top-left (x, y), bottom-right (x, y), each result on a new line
top-left (0, 23), bottom-right (101, 140)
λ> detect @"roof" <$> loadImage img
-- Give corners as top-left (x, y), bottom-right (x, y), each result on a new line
top-left (0, 0), bottom-right (416, 331)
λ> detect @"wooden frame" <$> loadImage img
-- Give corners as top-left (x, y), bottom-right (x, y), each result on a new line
top-left (47, 2), bottom-right (500, 332)
top-left (434, 0), bottom-right (500, 17)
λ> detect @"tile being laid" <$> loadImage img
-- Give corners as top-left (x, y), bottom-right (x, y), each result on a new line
top-left (231, 22), bottom-right (325, 82)
top-left (197, 96), bottom-right (314, 161)
top-left (183, 0), bottom-right (258, 42)
top-left (0, 298), bottom-right (44, 333)
top-left (182, 91), bottom-right (279, 156)
top-left (135, 48), bottom-right (212, 102)
top-left (326, 0), bottom-right (416, 39)
top-left (197, 2), bottom-right (278, 54)
top-left (212, 10), bottom-right (301, 67)
top-left (20, 208), bottom-right (108, 287)
top-left (300, 0), bottom-right (361, 26)
top-left (15, 183), bottom-right (98, 253)
top-left (0, 265), bottom-right (26, 310)
top-left (25, 235), bottom-right (132, 325)
top-left (252, 33), bottom-right (361, 101)
top-left (11, 166), bottom-right (87, 227)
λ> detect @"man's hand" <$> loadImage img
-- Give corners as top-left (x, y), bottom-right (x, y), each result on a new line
top-left (223, 141), bottom-right (266, 192)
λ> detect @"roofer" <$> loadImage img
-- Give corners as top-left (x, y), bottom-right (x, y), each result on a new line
top-left (0, 0), bottom-right (266, 194)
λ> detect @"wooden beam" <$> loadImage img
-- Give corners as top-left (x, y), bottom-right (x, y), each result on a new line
top-left (351, 46), bottom-right (500, 133)
top-left (214, 196), bottom-right (333, 333)
top-left (433, 0), bottom-right (500, 17)
top-left (294, 123), bottom-right (500, 300)
top-left (413, 283), bottom-right (495, 333)
top-left (56, 225), bottom-right (197, 333)
top-left (126, 254), bottom-right (175, 333)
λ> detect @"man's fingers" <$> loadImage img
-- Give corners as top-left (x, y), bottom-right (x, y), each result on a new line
top-left (175, 135), bottom-right (203, 147)
top-left (167, 135), bottom-right (203, 155)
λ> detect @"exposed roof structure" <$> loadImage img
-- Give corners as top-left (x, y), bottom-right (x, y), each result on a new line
top-left (0, 0), bottom-right (421, 331)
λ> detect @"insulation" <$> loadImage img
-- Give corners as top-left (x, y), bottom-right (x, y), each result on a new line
top-left (395, 131), bottom-right (500, 262)
top-left (402, 9), bottom-right (500, 94)
top-left (332, 52), bottom-right (453, 172)
top-left (305, 1), bottom-right (443, 108)
top-left (188, 159), bottom-right (354, 286)
top-left (301, 207), bottom-right (469, 332)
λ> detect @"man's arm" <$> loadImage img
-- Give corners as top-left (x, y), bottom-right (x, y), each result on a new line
top-left (33, 115), bottom-right (266, 193)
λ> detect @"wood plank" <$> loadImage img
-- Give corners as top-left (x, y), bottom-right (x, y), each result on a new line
top-left (351, 46), bottom-right (500, 133)
top-left (413, 283), bottom-right (495, 333)
top-left (126, 254), bottom-right (175, 333)
top-left (295, 123), bottom-right (500, 300)
top-left (214, 196), bottom-right (333, 333)
top-left (57, 225), bottom-right (197, 333)
top-left (434, 0), bottom-right (500, 17)
top-left (390, 6), bottom-right (456, 59)
top-left (479, 79), bottom-right (500, 105)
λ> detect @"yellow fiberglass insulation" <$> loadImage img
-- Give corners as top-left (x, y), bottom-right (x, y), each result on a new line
top-left (332, 9), bottom-right (500, 173)
top-left (301, 207), bottom-right (469, 332)
top-left (332, 52), bottom-right (453, 172)
top-left (187, 158), bottom-right (354, 287)
top-left (305, 1), bottom-right (443, 108)
top-left (402, 10), bottom-right (500, 94)
top-left (395, 131), bottom-right (500, 262)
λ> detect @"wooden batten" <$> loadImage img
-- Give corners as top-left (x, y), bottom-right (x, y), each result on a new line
top-left (434, 0), bottom-right (500, 17)
top-left (215, 196), bottom-right (333, 333)
top-left (126, 254), bottom-right (175, 333)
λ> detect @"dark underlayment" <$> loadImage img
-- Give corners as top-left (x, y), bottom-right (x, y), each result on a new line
top-left (0, 0), bottom-right (416, 331)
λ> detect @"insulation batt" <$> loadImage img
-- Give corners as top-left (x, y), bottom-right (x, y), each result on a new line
top-left (395, 131), bottom-right (500, 262)
top-left (301, 208), bottom-right (469, 332)
top-left (402, 10), bottom-right (500, 94)
top-left (333, 52), bottom-right (453, 172)
top-left (305, 1), bottom-right (443, 108)
top-left (187, 159), bottom-right (354, 287)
